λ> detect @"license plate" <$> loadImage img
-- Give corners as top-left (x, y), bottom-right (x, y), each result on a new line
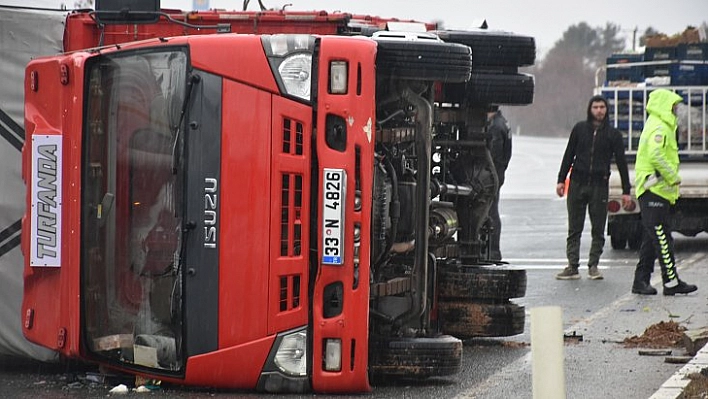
top-left (322, 169), bottom-right (346, 265)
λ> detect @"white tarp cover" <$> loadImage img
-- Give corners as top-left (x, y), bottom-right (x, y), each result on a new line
top-left (0, 6), bottom-right (68, 361)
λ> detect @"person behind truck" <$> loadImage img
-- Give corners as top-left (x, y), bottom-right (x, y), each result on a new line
top-left (631, 89), bottom-right (697, 296)
top-left (486, 105), bottom-right (512, 261)
top-left (555, 95), bottom-right (631, 280)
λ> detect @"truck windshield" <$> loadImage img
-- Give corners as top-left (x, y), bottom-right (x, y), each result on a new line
top-left (81, 48), bottom-right (188, 372)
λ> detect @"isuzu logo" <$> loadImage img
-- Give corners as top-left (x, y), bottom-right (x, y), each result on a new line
top-left (31, 135), bottom-right (62, 267)
top-left (204, 177), bottom-right (218, 249)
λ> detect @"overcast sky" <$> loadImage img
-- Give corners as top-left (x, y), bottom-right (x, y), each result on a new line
top-left (7, 0), bottom-right (708, 56)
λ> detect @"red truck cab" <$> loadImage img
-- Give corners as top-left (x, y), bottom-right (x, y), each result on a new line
top-left (20, 4), bottom-right (535, 394)
top-left (22, 32), bottom-right (382, 392)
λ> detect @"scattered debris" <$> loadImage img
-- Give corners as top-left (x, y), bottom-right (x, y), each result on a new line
top-left (135, 375), bottom-right (162, 389)
top-left (638, 349), bottom-right (672, 356)
top-left (664, 356), bottom-right (692, 364)
top-left (660, 306), bottom-right (687, 320)
top-left (682, 368), bottom-right (708, 398)
top-left (683, 327), bottom-right (708, 356)
top-left (83, 372), bottom-right (109, 384)
top-left (623, 320), bottom-right (686, 348)
top-left (564, 331), bottom-right (583, 344)
top-left (501, 341), bottom-right (529, 348)
top-left (109, 384), bottom-right (129, 394)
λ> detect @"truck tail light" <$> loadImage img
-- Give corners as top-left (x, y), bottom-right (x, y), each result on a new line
top-left (624, 200), bottom-right (637, 212)
top-left (607, 200), bottom-right (621, 213)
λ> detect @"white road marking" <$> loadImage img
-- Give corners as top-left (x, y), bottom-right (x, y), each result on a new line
top-left (504, 258), bottom-right (637, 263)
top-left (502, 258), bottom-right (638, 269)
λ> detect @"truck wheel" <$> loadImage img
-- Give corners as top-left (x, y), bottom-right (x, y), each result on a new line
top-left (374, 36), bottom-right (472, 83)
top-left (368, 335), bottom-right (462, 379)
top-left (610, 235), bottom-right (627, 250)
top-left (437, 265), bottom-right (527, 300)
top-left (466, 73), bottom-right (535, 105)
top-left (437, 301), bottom-right (525, 339)
top-left (432, 30), bottom-right (536, 67)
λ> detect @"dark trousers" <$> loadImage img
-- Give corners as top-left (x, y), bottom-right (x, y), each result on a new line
top-left (489, 169), bottom-right (505, 261)
top-left (566, 179), bottom-right (608, 269)
top-left (634, 191), bottom-right (678, 286)
top-left (489, 190), bottom-right (502, 261)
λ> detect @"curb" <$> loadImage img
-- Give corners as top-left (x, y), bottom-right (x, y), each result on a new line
top-left (650, 341), bottom-right (708, 398)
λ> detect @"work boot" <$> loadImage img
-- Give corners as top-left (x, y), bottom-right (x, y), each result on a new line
top-left (631, 282), bottom-right (657, 295)
top-left (556, 266), bottom-right (580, 280)
top-left (663, 280), bottom-right (698, 296)
top-left (588, 266), bottom-right (603, 280)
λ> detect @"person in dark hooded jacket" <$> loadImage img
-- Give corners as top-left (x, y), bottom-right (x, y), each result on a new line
top-left (487, 105), bottom-right (512, 261)
top-left (555, 95), bottom-right (631, 280)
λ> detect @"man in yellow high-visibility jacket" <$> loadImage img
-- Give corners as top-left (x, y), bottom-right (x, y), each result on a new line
top-left (631, 89), bottom-right (697, 296)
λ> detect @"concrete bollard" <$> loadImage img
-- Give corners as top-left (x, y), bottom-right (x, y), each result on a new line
top-left (531, 306), bottom-right (566, 399)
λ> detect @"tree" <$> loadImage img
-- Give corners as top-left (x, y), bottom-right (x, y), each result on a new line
top-left (545, 22), bottom-right (624, 71)
top-left (593, 23), bottom-right (625, 68)
top-left (505, 22), bottom-right (625, 136)
top-left (639, 27), bottom-right (660, 47)
top-left (61, 0), bottom-right (94, 9)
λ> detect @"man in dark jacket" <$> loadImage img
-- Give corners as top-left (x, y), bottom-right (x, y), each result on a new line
top-left (487, 105), bottom-right (512, 261)
top-left (555, 95), bottom-right (631, 280)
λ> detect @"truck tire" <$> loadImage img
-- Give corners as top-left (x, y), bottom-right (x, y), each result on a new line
top-left (374, 37), bottom-right (472, 83)
top-left (437, 301), bottom-right (525, 339)
top-left (466, 72), bottom-right (535, 105)
top-left (610, 235), bottom-right (627, 250)
top-left (437, 265), bottom-right (527, 300)
top-left (432, 30), bottom-right (536, 67)
top-left (368, 335), bottom-right (462, 379)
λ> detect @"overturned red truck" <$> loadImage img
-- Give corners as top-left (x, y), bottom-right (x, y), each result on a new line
top-left (20, 1), bottom-right (535, 393)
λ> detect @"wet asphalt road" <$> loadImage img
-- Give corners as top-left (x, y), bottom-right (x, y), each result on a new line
top-left (1, 135), bottom-right (706, 398)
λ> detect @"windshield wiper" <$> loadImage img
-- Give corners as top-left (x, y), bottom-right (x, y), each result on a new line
top-left (171, 73), bottom-right (200, 174)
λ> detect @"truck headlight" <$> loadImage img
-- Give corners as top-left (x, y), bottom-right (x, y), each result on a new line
top-left (274, 330), bottom-right (307, 376)
top-left (278, 53), bottom-right (312, 101)
top-left (262, 35), bottom-right (316, 101)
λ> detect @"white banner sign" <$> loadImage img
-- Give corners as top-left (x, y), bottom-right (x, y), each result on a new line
top-left (31, 135), bottom-right (62, 267)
